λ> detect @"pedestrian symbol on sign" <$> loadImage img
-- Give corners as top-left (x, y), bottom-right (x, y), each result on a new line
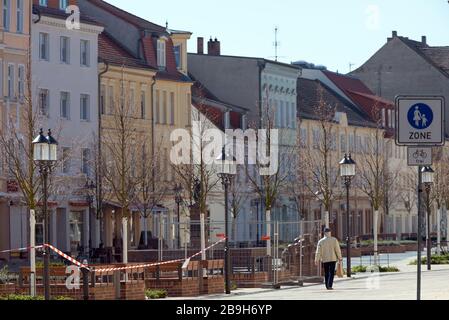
top-left (407, 103), bottom-right (434, 130)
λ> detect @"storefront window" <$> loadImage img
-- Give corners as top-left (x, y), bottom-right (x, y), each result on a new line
top-left (69, 211), bottom-right (84, 254)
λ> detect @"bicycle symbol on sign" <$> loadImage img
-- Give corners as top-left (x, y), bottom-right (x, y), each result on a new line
top-left (413, 150), bottom-right (428, 159)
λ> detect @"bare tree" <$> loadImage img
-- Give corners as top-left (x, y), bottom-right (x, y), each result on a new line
top-left (245, 91), bottom-right (296, 256)
top-left (301, 86), bottom-right (339, 231)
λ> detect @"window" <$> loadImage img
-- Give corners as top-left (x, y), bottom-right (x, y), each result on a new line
top-left (241, 114), bottom-right (248, 130)
top-left (80, 94), bottom-right (90, 121)
top-left (340, 134), bottom-right (347, 153)
top-left (186, 93), bottom-right (191, 126)
top-left (348, 133), bottom-right (355, 153)
top-left (39, 0), bottom-right (48, 6)
top-left (157, 39), bottom-right (166, 68)
top-left (18, 65), bottom-right (24, 98)
top-left (108, 85), bottom-right (114, 114)
top-left (7, 64), bottom-right (14, 98)
top-left (224, 111), bottom-right (230, 129)
top-left (81, 148), bottom-right (90, 175)
top-left (39, 89), bottom-right (49, 116)
top-left (16, 0), bottom-right (23, 33)
top-left (60, 92), bottom-right (70, 119)
top-left (62, 147), bottom-right (71, 174)
top-left (80, 40), bottom-right (90, 67)
top-left (60, 36), bottom-right (70, 64)
top-left (161, 91), bottom-right (167, 124)
top-left (59, 0), bottom-right (68, 10)
top-left (381, 108), bottom-right (386, 128)
top-left (170, 92), bottom-right (175, 125)
top-left (100, 85), bottom-right (105, 115)
top-left (140, 91), bottom-right (146, 119)
top-left (155, 90), bottom-right (160, 123)
top-left (174, 44), bottom-right (182, 69)
top-left (39, 33), bottom-right (49, 61)
top-left (3, 0), bottom-right (10, 31)
top-left (312, 128), bottom-right (320, 149)
top-left (300, 127), bottom-right (308, 148)
top-left (279, 101), bottom-right (284, 128)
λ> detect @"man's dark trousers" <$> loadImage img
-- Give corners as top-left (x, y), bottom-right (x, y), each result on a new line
top-left (323, 262), bottom-right (337, 289)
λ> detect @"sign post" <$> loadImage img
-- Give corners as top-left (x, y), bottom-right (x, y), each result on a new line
top-left (396, 95), bottom-right (445, 301)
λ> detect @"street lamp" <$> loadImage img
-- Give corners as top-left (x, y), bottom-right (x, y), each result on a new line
top-left (339, 154), bottom-right (356, 278)
top-left (174, 184), bottom-right (183, 249)
top-left (217, 147), bottom-right (236, 295)
top-left (422, 166), bottom-right (434, 271)
top-left (85, 179), bottom-right (96, 256)
top-left (33, 129), bottom-right (58, 300)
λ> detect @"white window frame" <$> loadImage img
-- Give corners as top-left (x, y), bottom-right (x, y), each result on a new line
top-left (16, 0), bottom-right (23, 33)
top-left (59, 0), bottom-right (68, 10)
top-left (60, 36), bottom-right (70, 64)
top-left (39, 88), bottom-right (50, 117)
top-left (39, 33), bottom-right (50, 61)
top-left (18, 64), bottom-right (24, 99)
top-left (80, 94), bottom-right (90, 121)
top-left (3, 0), bottom-right (10, 31)
top-left (60, 91), bottom-right (70, 119)
top-left (80, 40), bottom-right (90, 67)
top-left (7, 63), bottom-right (14, 98)
top-left (157, 39), bottom-right (166, 68)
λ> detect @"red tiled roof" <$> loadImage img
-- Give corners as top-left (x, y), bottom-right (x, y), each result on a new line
top-left (323, 70), bottom-right (373, 95)
top-left (98, 33), bottom-right (152, 69)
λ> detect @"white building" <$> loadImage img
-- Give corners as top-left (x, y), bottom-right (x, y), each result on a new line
top-left (31, 3), bottom-right (103, 256)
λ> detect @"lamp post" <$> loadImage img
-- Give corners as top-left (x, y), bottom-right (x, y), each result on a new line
top-left (422, 166), bottom-right (434, 271)
top-left (339, 154), bottom-right (356, 278)
top-left (32, 129), bottom-right (58, 301)
top-left (85, 179), bottom-right (96, 256)
top-left (174, 184), bottom-right (183, 249)
top-left (217, 148), bottom-right (236, 295)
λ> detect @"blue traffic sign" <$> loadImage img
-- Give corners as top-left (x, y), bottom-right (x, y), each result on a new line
top-left (407, 103), bottom-right (433, 130)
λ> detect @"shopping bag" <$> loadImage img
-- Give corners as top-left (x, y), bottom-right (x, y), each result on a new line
top-left (336, 262), bottom-right (344, 278)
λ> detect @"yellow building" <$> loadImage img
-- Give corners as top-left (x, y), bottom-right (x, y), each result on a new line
top-left (0, 0), bottom-right (31, 260)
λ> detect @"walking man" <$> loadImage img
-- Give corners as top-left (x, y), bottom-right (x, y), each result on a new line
top-left (315, 228), bottom-right (343, 290)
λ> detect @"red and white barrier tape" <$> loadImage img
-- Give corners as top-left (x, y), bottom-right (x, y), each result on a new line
top-left (1, 237), bottom-right (226, 273)
top-left (93, 238), bottom-right (226, 273)
top-left (0, 245), bottom-right (44, 254)
top-left (43, 244), bottom-right (89, 269)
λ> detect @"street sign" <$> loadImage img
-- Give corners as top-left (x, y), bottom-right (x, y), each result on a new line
top-left (395, 96), bottom-right (445, 146)
top-left (407, 147), bottom-right (433, 166)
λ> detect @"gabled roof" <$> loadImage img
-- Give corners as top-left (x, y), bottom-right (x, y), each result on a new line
top-left (98, 32), bottom-right (154, 70)
top-left (396, 36), bottom-right (449, 79)
top-left (85, 0), bottom-right (167, 34)
top-left (191, 77), bottom-right (245, 131)
top-left (298, 78), bottom-right (376, 128)
top-left (33, 4), bottom-right (102, 26)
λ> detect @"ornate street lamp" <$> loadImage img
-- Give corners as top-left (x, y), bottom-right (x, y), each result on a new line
top-left (33, 129), bottom-right (58, 300)
top-left (422, 166), bottom-right (434, 271)
top-left (339, 154), bottom-right (356, 278)
top-left (217, 147), bottom-right (236, 294)
top-left (174, 184), bottom-right (183, 249)
top-left (85, 179), bottom-right (96, 256)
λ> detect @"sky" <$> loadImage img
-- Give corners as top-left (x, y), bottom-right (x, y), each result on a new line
top-left (106, 0), bottom-right (449, 73)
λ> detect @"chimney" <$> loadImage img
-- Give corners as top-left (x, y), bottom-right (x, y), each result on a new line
top-left (422, 36), bottom-right (427, 45)
top-left (208, 37), bottom-right (221, 56)
top-left (197, 37), bottom-right (204, 55)
top-left (392, 31), bottom-right (398, 37)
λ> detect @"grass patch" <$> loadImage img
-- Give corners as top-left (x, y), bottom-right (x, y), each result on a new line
top-left (145, 289), bottom-right (167, 300)
top-left (409, 254), bottom-right (449, 265)
top-left (349, 265), bottom-right (400, 273)
top-left (0, 294), bottom-right (74, 301)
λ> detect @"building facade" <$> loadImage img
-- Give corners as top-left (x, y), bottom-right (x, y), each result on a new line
top-left (0, 0), bottom-right (32, 261)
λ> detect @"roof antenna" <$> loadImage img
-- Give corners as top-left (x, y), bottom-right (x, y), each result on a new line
top-left (165, 20), bottom-right (168, 29)
top-left (273, 26), bottom-right (280, 62)
top-left (349, 63), bottom-right (355, 72)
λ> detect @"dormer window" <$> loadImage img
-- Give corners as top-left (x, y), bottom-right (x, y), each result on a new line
top-left (174, 44), bottom-right (182, 69)
top-left (157, 38), bottom-right (166, 69)
top-left (224, 111), bottom-right (230, 129)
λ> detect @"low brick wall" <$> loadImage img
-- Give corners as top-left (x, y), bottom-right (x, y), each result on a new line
top-left (200, 277), bottom-right (224, 295)
top-left (0, 284), bottom-right (17, 296)
top-left (120, 281), bottom-right (146, 300)
top-left (146, 279), bottom-right (200, 297)
top-left (231, 272), bottom-right (268, 288)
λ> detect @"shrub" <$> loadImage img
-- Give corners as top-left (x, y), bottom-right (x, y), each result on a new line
top-left (230, 282), bottom-right (238, 291)
top-left (409, 254), bottom-right (449, 265)
top-left (350, 265), bottom-right (400, 273)
top-left (0, 266), bottom-right (9, 284)
top-left (0, 294), bottom-right (45, 301)
top-left (35, 261), bottom-right (66, 268)
top-left (145, 289), bottom-right (167, 300)
top-left (53, 296), bottom-right (74, 301)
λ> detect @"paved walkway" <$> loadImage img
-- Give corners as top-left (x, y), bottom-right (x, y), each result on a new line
top-left (167, 251), bottom-right (449, 301)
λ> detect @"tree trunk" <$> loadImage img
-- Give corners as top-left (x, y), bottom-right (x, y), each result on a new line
top-left (200, 212), bottom-right (206, 260)
top-left (324, 211), bottom-right (330, 229)
top-left (373, 210), bottom-right (379, 265)
top-left (232, 219), bottom-right (237, 245)
top-left (30, 209), bottom-right (36, 297)
top-left (437, 207), bottom-right (441, 255)
top-left (122, 217), bottom-right (128, 264)
top-left (143, 216), bottom-right (148, 247)
top-left (266, 210), bottom-right (271, 256)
